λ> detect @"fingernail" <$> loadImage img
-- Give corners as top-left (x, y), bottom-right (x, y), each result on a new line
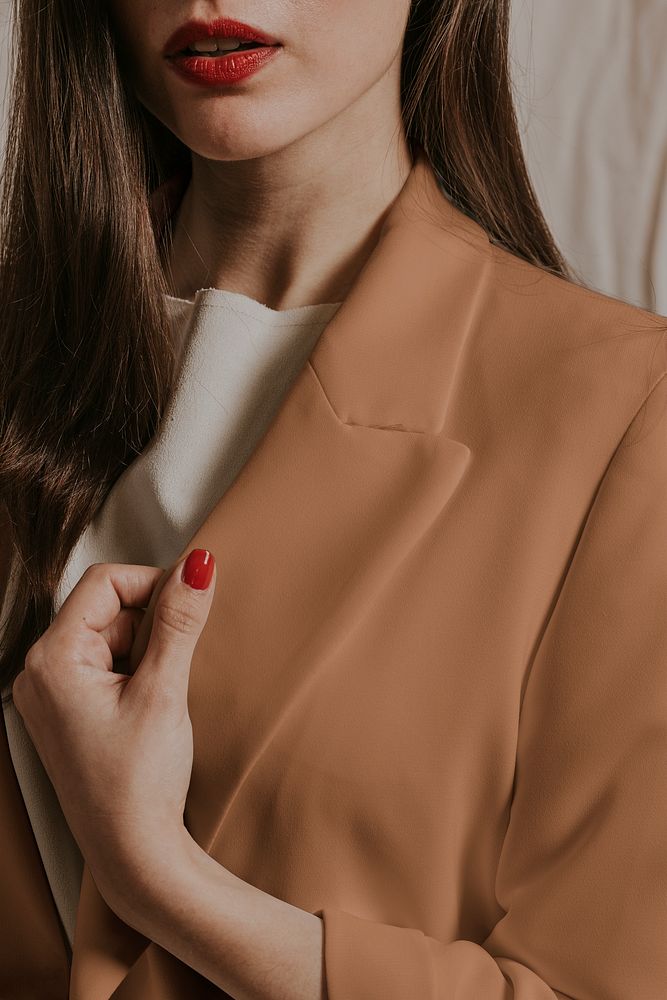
top-left (181, 549), bottom-right (215, 590)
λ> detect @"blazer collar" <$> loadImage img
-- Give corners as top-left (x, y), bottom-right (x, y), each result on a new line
top-left (154, 145), bottom-right (492, 434)
top-left (1, 148), bottom-right (489, 998)
top-left (309, 148), bottom-right (490, 433)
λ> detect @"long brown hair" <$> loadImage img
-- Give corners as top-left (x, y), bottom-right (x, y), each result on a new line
top-left (0, 0), bottom-right (574, 701)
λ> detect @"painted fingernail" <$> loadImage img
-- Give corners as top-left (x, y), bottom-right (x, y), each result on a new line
top-left (182, 549), bottom-right (215, 590)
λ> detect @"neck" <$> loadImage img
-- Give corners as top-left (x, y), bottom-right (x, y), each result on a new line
top-left (165, 124), bottom-right (414, 310)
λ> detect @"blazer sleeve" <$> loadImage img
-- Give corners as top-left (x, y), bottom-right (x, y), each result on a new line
top-left (313, 368), bottom-right (667, 1000)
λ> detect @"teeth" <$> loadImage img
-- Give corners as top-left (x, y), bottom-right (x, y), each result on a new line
top-left (190, 39), bottom-right (220, 53)
top-left (189, 37), bottom-right (249, 53)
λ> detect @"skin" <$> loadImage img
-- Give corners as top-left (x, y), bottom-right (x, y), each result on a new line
top-left (14, 2), bottom-right (415, 996)
top-left (108, 0), bottom-right (415, 306)
top-left (12, 557), bottom-right (329, 997)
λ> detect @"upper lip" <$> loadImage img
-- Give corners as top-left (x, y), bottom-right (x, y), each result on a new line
top-left (163, 17), bottom-right (281, 57)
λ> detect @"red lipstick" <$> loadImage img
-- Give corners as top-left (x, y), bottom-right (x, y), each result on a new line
top-left (163, 17), bottom-right (282, 86)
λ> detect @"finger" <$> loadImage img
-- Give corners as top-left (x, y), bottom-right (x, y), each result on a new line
top-left (99, 607), bottom-right (145, 661)
top-left (132, 549), bottom-right (216, 705)
top-left (54, 563), bottom-right (165, 634)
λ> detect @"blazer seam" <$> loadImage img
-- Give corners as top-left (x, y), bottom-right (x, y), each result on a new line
top-left (517, 362), bottom-right (667, 726)
top-left (501, 360), bottom-right (667, 858)
top-left (617, 325), bottom-right (667, 448)
top-left (307, 361), bottom-right (429, 434)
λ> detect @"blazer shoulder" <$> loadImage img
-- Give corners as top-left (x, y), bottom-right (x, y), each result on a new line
top-left (421, 195), bottom-right (667, 387)
top-left (447, 228), bottom-right (667, 447)
top-left (420, 212), bottom-right (667, 462)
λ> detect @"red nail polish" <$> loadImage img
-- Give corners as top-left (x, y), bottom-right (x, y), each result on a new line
top-left (182, 549), bottom-right (215, 590)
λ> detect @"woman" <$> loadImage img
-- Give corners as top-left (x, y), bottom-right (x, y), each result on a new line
top-left (0, 0), bottom-right (665, 998)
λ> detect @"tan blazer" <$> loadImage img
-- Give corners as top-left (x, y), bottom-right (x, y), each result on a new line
top-left (1, 150), bottom-right (666, 999)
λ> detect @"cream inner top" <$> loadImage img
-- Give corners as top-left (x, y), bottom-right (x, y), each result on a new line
top-left (1, 287), bottom-right (343, 953)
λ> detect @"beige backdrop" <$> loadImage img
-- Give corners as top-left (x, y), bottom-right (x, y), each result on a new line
top-left (1, 0), bottom-right (665, 314)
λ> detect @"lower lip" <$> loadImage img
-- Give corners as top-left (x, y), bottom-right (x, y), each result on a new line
top-left (166, 45), bottom-right (282, 86)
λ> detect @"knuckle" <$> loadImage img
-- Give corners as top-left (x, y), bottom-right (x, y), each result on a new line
top-left (24, 655), bottom-right (50, 692)
top-left (23, 638), bottom-right (66, 693)
top-left (155, 599), bottom-right (199, 637)
top-left (24, 641), bottom-right (44, 672)
top-left (83, 562), bottom-right (106, 581)
top-left (11, 670), bottom-right (26, 707)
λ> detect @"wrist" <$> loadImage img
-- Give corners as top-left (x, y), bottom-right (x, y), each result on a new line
top-left (101, 824), bottom-right (209, 930)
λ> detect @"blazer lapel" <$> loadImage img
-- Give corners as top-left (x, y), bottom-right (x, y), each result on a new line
top-left (1, 149), bottom-right (488, 998)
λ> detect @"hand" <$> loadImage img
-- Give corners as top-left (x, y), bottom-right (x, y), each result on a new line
top-left (11, 548), bottom-right (216, 913)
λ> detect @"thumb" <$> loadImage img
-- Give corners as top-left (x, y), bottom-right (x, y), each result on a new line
top-left (133, 548), bottom-right (216, 702)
